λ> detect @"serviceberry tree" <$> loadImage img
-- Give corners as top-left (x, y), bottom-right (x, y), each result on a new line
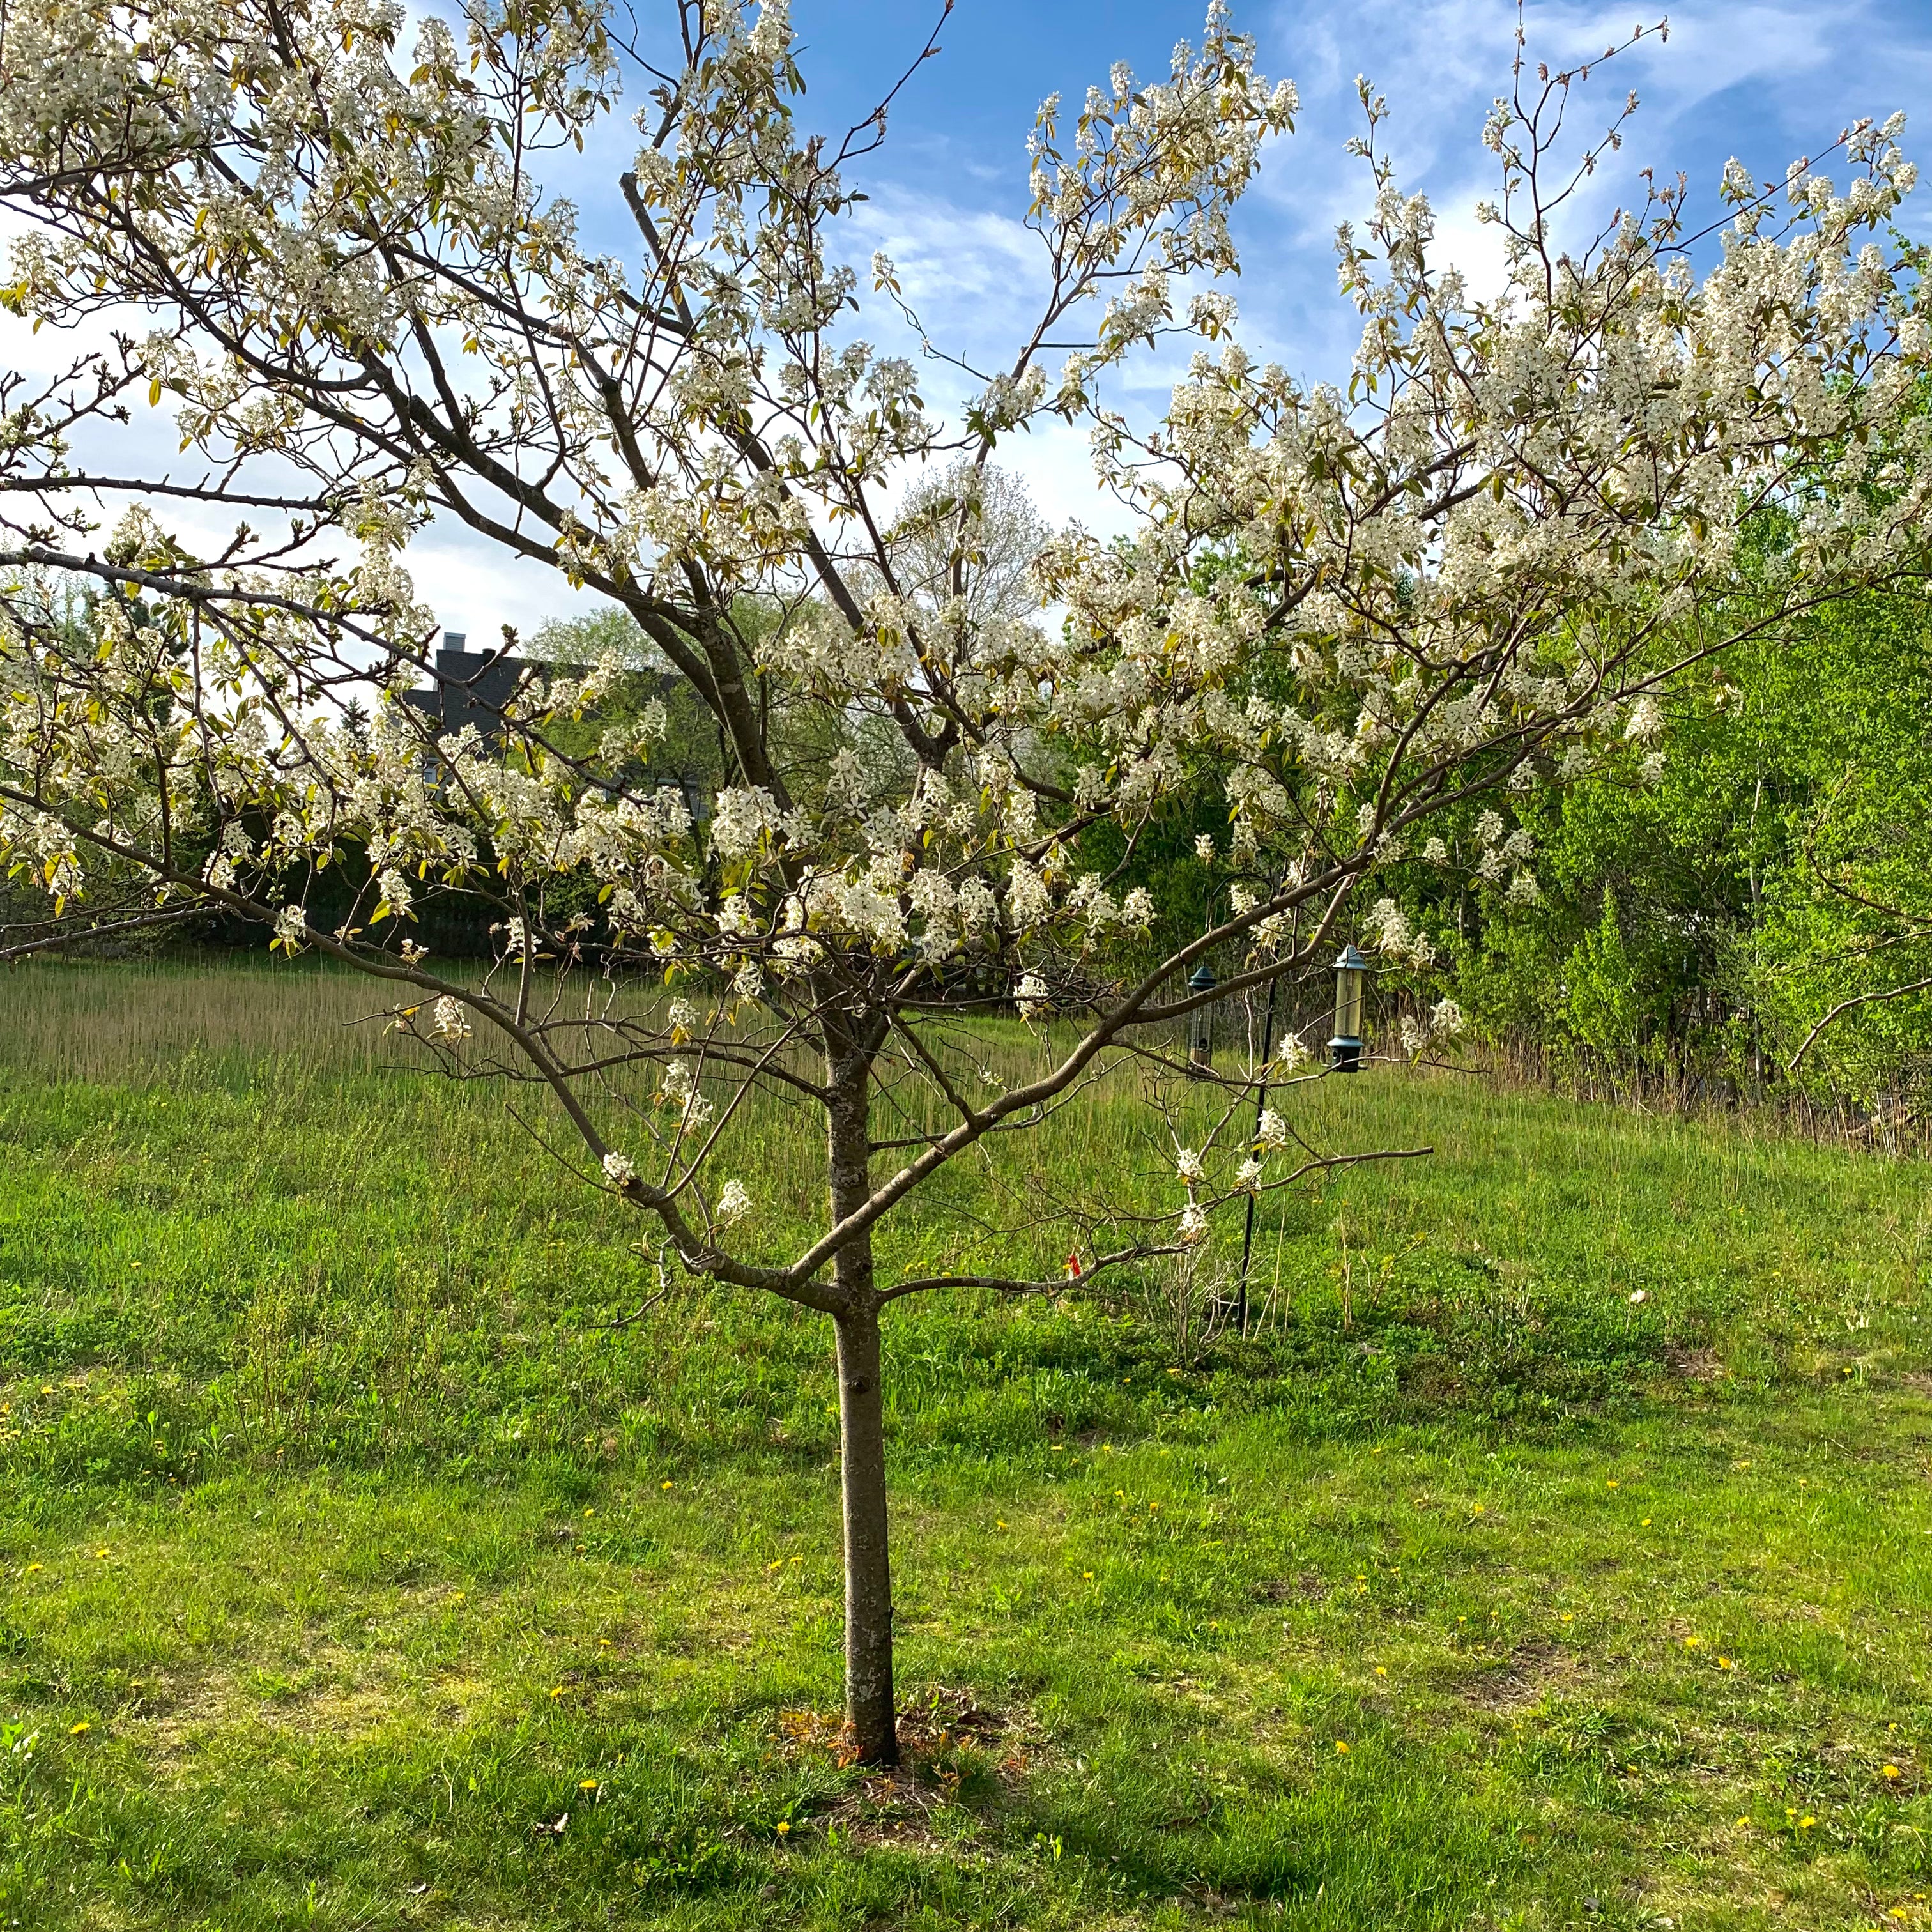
top-left (3, 0), bottom-right (1929, 1759)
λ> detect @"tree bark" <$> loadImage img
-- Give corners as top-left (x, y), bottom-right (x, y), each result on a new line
top-left (826, 1040), bottom-right (897, 1765)
top-left (834, 1296), bottom-right (896, 1764)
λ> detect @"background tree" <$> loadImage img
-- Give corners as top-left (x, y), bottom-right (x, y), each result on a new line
top-left (1751, 595), bottom-right (1932, 1100)
top-left (1367, 582), bottom-right (1932, 1114)
top-left (4, 0), bottom-right (1931, 1761)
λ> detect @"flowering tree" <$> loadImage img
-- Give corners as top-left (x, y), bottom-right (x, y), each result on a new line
top-left (3, 0), bottom-right (1929, 1761)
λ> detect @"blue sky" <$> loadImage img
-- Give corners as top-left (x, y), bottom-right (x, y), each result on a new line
top-left (402, 0), bottom-right (1932, 636)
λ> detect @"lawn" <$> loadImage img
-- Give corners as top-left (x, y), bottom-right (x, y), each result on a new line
top-left (0, 958), bottom-right (1928, 1930)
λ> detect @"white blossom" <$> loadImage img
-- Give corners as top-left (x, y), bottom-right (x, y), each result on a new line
top-left (1274, 1033), bottom-right (1311, 1072)
top-left (429, 995), bottom-right (471, 1044)
top-left (1624, 696), bottom-right (1665, 743)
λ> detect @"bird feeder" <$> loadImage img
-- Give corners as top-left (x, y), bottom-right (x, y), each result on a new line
top-left (1186, 962), bottom-right (1218, 1076)
top-left (1328, 943), bottom-right (1368, 1073)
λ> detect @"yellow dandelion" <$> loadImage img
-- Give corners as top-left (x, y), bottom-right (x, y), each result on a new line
top-left (1334, 1740), bottom-right (1350, 1754)
top-left (776, 1820), bottom-right (791, 1836)
top-left (1884, 1764), bottom-right (1903, 1780)
top-left (1798, 1815), bottom-right (1816, 1830)
top-left (579, 1779), bottom-right (599, 1791)
top-left (1683, 1636), bottom-right (1701, 1649)
top-left (22, 1563), bottom-right (41, 1576)
top-left (1375, 1666), bottom-right (1388, 1677)
top-left (69, 1721), bottom-right (89, 1736)
top-left (661, 1480), bottom-right (673, 1491)
top-left (1606, 1480), bottom-right (1619, 1489)
top-left (549, 1685), bottom-right (565, 1699)
top-left (1641, 1518), bottom-right (1652, 1526)
top-left (1719, 1656), bottom-right (1734, 1669)
top-left (1471, 1503), bottom-right (1485, 1514)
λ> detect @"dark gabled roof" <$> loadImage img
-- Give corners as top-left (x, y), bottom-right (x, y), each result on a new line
top-left (400, 636), bottom-right (707, 820)
top-left (401, 637), bottom-right (530, 744)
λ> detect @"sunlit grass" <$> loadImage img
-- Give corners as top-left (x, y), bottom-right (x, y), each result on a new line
top-left (0, 956), bottom-right (1927, 1928)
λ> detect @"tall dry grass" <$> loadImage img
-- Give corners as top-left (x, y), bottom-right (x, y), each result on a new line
top-left (1, 954), bottom-right (416, 1082)
top-left (7, 953), bottom-right (1914, 1299)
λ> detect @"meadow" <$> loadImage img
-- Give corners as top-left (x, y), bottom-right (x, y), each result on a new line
top-left (0, 956), bottom-right (1927, 1931)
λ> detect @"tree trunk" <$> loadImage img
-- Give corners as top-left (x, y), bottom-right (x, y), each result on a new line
top-left (835, 1298), bottom-right (896, 1764)
top-left (825, 1046), bottom-right (897, 1765)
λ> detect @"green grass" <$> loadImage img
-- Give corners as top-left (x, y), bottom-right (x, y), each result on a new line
top-left (0, 956), bottom-right (1928, 1930)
